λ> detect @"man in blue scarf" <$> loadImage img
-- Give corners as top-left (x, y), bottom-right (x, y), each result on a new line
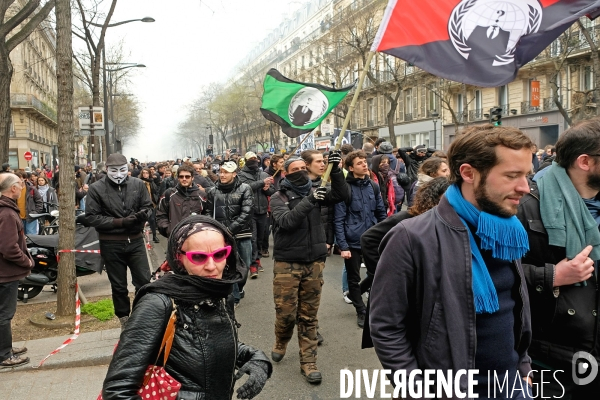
top-left (370, 125), bottom-right (534, 399)
top-left (518, 118), bottom-right (600, 398)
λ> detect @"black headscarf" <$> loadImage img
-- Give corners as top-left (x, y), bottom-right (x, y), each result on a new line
top-left (134, 215), bottom-right (245, 306)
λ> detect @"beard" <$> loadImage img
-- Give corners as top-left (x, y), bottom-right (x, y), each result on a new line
top-left (587, 170), bottom-right (600, 191)
top-left (474, 175), bottom-right (518, 218)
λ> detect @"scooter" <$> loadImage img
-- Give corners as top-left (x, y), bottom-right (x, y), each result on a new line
top-left (19, 223), bottom-right (103, 303)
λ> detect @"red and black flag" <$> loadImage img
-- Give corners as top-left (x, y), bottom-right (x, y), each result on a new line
top-left (372, 0), bottom-right (600, 87)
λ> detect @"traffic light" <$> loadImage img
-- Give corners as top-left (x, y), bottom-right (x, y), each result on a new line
top-left (489, 107), bottom-right (503, 126)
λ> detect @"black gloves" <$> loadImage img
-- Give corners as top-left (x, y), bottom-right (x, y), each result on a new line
top-left (76, 214), bottom-right (90, 227)
top-left (328, 150), bottom-right (342, 172)
top-left (133, 210), bottom-right (149, 222)
top-left (235, 360), bottom-right (269, 399)
top-left (308, 187), bottom-right (328, 203)
top-left (121, 215), bottom-right (138, 229)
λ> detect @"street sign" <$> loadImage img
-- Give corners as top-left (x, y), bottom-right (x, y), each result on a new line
top-left (24, 151), bottom-right (32, 161)
top-left (78, 106), bottom-right (104, 130)
top-left (269, 147), bottom-right (275, 152)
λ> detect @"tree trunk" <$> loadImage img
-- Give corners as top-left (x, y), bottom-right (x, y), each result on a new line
top-left (386, 97), bottom-right (398, 148)
top-left (55, 0), bottom-right (77, 317)
top-left (0, 43), bottom-right (12, 165)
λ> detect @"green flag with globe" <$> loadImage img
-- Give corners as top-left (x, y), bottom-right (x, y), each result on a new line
top-left (260, 69), bottom-right (355, 138)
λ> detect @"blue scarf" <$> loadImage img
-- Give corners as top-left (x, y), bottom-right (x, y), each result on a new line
top-left (445, 184), bottom-right (529, 314)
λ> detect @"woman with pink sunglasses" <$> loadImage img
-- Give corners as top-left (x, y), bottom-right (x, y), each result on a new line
top-left (101, 215), bottom-right (272, 399)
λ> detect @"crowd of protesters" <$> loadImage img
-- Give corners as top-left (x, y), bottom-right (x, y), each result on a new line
top-left (4, 119), bottom-right (600, 399)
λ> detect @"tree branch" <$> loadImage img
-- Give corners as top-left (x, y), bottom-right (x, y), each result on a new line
top-left (6, 0), bottom-right (55, 52)
top-left (0, 0), bottom-right (39, 38)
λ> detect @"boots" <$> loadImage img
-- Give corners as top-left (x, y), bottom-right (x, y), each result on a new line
top-left (300, 362), bottom-right (322, 384)
top-left (271, 340), bottom-right (288, 362)
top-left (153, 235), bottom-right (160, 243)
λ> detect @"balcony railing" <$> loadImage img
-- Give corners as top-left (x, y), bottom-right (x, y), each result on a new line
top-left (520, 101), bottom-right (541, 115)
top-left (469, 109), bottom-right (484, 121)
top-left (10, 93), bottom-right (57, 123)
top-left (543, 96), bottom-right (564, 111)
top-left (404, 113), bottom-right (413, 122)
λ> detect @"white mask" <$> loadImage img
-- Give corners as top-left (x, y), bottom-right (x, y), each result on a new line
top-left (107, 164), bottom-right (128, 185)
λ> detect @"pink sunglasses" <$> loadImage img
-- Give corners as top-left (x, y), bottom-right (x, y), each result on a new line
top-left (179, 246), bottom-right (231, 265)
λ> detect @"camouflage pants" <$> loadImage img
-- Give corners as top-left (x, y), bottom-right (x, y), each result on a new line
top-left (273, 260), bottom-right (324, 363)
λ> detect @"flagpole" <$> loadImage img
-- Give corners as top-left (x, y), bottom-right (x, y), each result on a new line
top-left (320, 51), bottom-right (375, 187)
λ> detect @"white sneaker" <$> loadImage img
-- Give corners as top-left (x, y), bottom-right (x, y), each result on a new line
top-left (343, 291), bottom-right (352, 304)
top-left (360, 263), bottom-right (366, 269)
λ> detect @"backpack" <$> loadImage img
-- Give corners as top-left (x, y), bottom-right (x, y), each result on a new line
top-left (345, 180), bottom-right (381, 207)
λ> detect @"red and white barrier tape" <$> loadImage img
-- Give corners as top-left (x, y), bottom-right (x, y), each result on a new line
top-left (56, 249), bottom-right (101, 262)
top-left (35, 282), bottom-right (81, 368)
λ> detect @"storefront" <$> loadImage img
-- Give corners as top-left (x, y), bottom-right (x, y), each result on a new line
top-left (378, 120), bottom-right (439, 149)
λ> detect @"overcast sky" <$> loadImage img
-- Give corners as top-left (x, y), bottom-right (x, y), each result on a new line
top-left (102, 0), bottom-right (302, 161)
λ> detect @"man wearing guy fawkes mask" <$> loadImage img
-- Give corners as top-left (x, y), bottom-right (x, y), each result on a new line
top-left (85, 154), bottom-right (153, 329)
top-left (269, 154), bottom-right (350, 384)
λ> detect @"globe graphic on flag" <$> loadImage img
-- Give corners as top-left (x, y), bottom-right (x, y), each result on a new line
top-left (288, 87), bottom-right (329, 126)
top-left (464, 1), bottom-right (528, 50)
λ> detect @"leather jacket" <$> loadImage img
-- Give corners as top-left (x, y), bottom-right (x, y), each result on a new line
top-left (203, 177), bottom-right (254, 240)
top-left (102, 293), bottom-right (272, 399)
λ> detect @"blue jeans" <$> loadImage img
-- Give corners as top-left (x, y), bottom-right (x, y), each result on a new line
top-left (23, 219), bottom-right (38, 235)
top-left (233, 238), bottom-right (252, 303)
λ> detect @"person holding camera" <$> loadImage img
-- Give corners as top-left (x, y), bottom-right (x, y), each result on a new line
top-left (86, 154), bottom-right (153, 328)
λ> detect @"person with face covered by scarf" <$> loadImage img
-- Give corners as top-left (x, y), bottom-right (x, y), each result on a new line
top-left (101, 215), bottom-right (272, 400)
top-left (269, 153), bottom-right (349, 384)
top-left (86, 154), bottom-right (153, 328)
top-left (237, 152), bottom-right (276, 277)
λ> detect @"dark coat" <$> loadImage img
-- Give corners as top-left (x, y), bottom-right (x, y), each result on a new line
top-left (0, 196), bottom-right (34, 283)
top-left (156, 185), bottom-right (204, 238)
top-left (85, 176), bottom-right (153, 237)
top-left (271, 168), bottom-right (350, 263)
top-left (370, 196), bottom-right (532, 388)
top-left (23, 183), bottom-right (43, 222)
top-left (333, 175), bottom-right (386, 251)
top-left (159, 176), bottom-right (176, 197)
top-left (237, 167), bottom-right (275, 215)
top-left (517, 182), bottom-right (600, 364)
top-left (397, 147), bottom-right (435, 182)
top-left (101, 292), bottom-right (271, 399)
top-left (203, 177), bottom-right (254, 240)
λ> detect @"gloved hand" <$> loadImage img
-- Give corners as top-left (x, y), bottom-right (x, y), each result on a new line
top-left (308, 187), bottom-right (328, 203)
top-left (121, 215), bottom-right (138, 229)
top-left (328, 150), bottom-right (342, 171)
top-left (133, 210), bottom-right (149, 222)
top-left (235, 360), bottom-right (269, 399)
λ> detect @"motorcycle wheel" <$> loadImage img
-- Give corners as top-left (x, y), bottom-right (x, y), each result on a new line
top-left (18, 285), bottom-right (43, 301)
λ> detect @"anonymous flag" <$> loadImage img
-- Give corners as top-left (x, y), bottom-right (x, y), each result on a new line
top-left (260, 69), bottom-right (354, 138)
top-left (372, 0), bottom-right (600, 87)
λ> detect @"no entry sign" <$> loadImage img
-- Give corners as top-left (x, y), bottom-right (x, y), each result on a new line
top-left (24, 151), bottom-right (32, 161)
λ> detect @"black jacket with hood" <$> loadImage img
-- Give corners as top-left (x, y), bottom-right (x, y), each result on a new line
top-left (203, 177), bottom-right (254, 240)
top-left (85, 176), bottom-right (153, 238)
top-left (238, 166), bottom-right (275, 215)
top-left (156, 184), bottom-right (204, 238)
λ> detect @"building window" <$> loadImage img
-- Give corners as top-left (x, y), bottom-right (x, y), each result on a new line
top-left (9, 150), bottom-right (18, 169)
top-left (474, 90), bottom-right (482, 111)
top-left (583, 66), bottom-right (594, 91)
top-left (367, 98), bottom-right (375, 125)
top-left (405, 89), bottom-right (412, 116)
top-left (498, 85), bottom-right (509, 107)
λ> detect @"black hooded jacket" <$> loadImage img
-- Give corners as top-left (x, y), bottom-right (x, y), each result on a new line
top-left (86, 176), bottom-right (153, 238)
top-left (203, 176), bottom-right (254, 240)
top-left (156, 184), bottom-right (204, 238)
top-left (237, 166), bottom-right (275, 215)
top-left (397, 147), bottom-right (435, 182)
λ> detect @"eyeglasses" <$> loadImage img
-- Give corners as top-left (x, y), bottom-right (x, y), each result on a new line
top-left (586, 154), bottom-right (600, 157)
top-left (180, 246), bottom-right (231, 265)
top-left (178, 175), bottom-right (192, 179)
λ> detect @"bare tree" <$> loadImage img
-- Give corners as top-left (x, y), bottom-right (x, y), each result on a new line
top-left (0, 0), bottom-right (55, 164)
top-left (55, 0), bottom-right (76, 316)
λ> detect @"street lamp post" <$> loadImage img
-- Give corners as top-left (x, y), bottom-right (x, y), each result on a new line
top-left (102, 63), bottom-right (145, 156)
top-left (431, 110), bottom-right (439, 149)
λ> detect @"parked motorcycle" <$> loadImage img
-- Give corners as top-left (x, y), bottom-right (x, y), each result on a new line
top-left (19, 224), bottom-right (102, 302)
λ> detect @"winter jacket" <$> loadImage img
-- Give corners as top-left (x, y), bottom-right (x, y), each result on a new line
top-left (397, 147), bottom-right (435, 182)
top-left (85, 176), bottom-right (153, 238)
top-left (312, 177), bottom-right (335, 246)
top-left (21, 183), bottom-right (43, 222)
top-left (238, 166), bottom-right (275, 215)
top-left (193, 173), bottom-right (214, 190)
top-left (156, 185), bottom-right (204, 238)
top-left (271, 168), bottom-right (350, 263)
top-left (101, 292), bottom-right (272, 399)
top-left (141, 178), bottom-right (159, 206)
top-left (333, 175), bottom-right (387, 251)
top-left (0, 196), bottom-right (34, 283)
top-left (517, 181), bottom-right (600, 364)
top-left (38, 186), bottom-right (58, 213)
top-left (203, 177), bottom-right (253, 240)
top-left (159, 176), bottom-right (176, 197)
top-left (370, 196), bottom-right (533, 389)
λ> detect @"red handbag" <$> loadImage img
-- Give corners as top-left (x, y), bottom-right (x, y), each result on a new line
top-left (98, 305), bottom-right (181, 400)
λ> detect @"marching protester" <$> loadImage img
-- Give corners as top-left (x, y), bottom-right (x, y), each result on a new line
top-left (265, 154), bottom-right (285, 190)
top-left (517, 118), bottom-right (600, 397)
top-left (370, 125), bottom-right (535, 398)
top-left (407, 156), bottom-right (451, 207)
top-left (360, 176), bottom-right (450, 348)
top-left (156, 164), bottom-right (204, 238)
top-left (0, 173), bottom-right (33, 368)
top-left (334, 150), bottom-right (386, 328)
top-left (101, 215), bottom-right (272, 399)
top-left (397, 144), bottom-right (436, 183)
top-left (203, 161), bottom-right (254, 307)
top-left (238, 152), bottom-right (275, 277)
top-left (85, 154), bottom-right (153, 329)
top-left (269, 151), bottom-right (348, 384)
top-left (36, 175), bottom-right (58, 232)
top-left (140, 168), bottom-right (161, 243)
top-left (14, 170), bottom-right (43, 235)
